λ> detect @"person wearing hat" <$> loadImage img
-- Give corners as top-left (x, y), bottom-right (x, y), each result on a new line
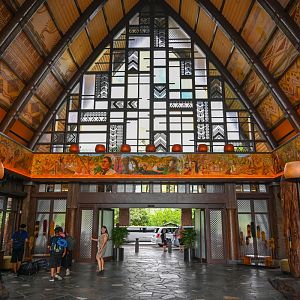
top-left (48, 226), bottom-right (67, 282)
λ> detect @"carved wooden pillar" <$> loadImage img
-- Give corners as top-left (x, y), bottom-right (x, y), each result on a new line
top-left (181, 208), bottom-right (192, 226)
top-left (280, 181), bottom-right (300, 277)
top-left (21, 183), bottom-right (36, 236)
top-left (65, 183), bottom-right (79, 238)
top-left (225, 184), bottom-right (239, 261)
top-left (119, 208), bottom-right (130, 226)
top-left (269, 183), bottom-right (286, 259)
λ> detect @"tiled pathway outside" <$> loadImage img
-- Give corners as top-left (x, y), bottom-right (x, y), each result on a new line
top-left (2, 244), bottom-right (287, 299)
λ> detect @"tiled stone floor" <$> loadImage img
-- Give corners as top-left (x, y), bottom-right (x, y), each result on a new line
top-left (2, 244), bottom-right (287, 299)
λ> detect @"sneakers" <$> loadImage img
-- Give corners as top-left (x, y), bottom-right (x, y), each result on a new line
top-left (65, 269), bottom-right (70, 276)
top-left (49, 277), bottom-right (55, 282)
top-left (54, 273), bottom-right (63, 281)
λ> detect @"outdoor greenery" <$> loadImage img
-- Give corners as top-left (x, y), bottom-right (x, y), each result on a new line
top-left (111, 227), bottom-right (129, 248)
top-left (114, 208), bottom-right (183, 226)
top-left (181, 228), bottom-right (197, 248)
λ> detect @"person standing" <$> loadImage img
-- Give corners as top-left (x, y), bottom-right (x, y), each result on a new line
top-left (11, 224), bottom-right (28, 276)
top-left (161, 228), bottom-right (168, 252)
top-left (92, 226), bottom-right (109, 274)
top-left (48, 227), bottom-right (67, 282)
top-left (178, 226), bottom-right (184, 252)
top-left (62, 233), bottom-right (76, 276)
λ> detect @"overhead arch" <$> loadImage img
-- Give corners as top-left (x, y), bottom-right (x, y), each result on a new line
top-left (0, 0), bottom-right (109, 133)
top-left (194, 0), bottom-right (300, 133)
top-left (0, 0), bottom-right (46, 57)
top-left (29, 0), bottom-right (277, 150)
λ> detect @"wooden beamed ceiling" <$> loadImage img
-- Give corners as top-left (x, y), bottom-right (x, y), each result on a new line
top-left (0, 0), bottom-right (299, 149)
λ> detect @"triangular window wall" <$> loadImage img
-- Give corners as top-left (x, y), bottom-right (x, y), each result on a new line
top-left (35, 5), bottom-right (270, 153)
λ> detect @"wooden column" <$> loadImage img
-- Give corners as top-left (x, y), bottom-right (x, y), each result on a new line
top-left (21, 183), bottom-right (36, 236)
top-left (225, 184), bottom-right (239, 261)
top-left (280, 181), bottom-right (300, 277)
top-left (181, 208), bottom-right (192, 226)
top-left (65, 183), bottom-right (79, 238)
top-left (269, 183), bottom-right (286, 259)
top-left (119, 208), bottom-right (130, 226)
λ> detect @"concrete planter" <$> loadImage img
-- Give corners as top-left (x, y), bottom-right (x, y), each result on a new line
top-left (184, 248), bottom-right (195, 262)
top-left (113, 247), bottom-right (124, 261)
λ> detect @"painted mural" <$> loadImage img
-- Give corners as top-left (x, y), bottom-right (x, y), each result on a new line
top-left (31, 152), bottom-right (276, 178)
top-left (0, 133), bottom-right (298, 179)
top-left (272, 135), bottom-right (300, 174)
top-left (0, 134), bottom-right (33, 176)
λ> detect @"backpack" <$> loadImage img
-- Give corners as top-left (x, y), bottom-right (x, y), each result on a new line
top-left (18, 261), bottom-right (38, 275)
top-left (66, 236), bottom-right (75, 251)
top-left (13, 231), bottom-right (25, 249)
top-left (50, 236), bottom-right (67, 253)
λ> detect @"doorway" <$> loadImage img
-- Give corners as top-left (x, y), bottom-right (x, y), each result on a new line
top-left (78, 208), bottom-right (114, 262)
top-left (194, 208), bottom-right (226, 263)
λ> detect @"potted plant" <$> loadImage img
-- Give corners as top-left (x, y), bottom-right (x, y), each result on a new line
top-left (182, 228), bottom-right (196, 262)
top-left (111, 226), bottom-right (128, 261)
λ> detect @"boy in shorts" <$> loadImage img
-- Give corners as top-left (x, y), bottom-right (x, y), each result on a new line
top-left (49, 227), bottom-right (67, 282)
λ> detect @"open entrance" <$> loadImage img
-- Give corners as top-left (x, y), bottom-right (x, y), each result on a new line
top-left (77, 206), bottom-right (227, 264)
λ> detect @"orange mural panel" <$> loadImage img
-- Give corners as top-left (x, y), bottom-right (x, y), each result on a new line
top-left (271, 119), bottom-right (294, 141)
top-left (10, 120), bottom-right (34, 142)
top-left (31, 152), bottom-right (276, 179)
top-left (0, 134), bottom-right (33, 176)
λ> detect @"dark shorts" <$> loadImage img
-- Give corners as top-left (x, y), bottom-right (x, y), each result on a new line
top-left (62, 251), bottom-right (72, 268)
top-left (11, 248), bottom-right (24, 263)
top-left (49, 253), bottom-right (63, 268)
top-left (179, 239), bottom-right (184, 246)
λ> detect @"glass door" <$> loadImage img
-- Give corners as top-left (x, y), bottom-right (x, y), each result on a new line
top-left (99, 209), bottom-right (114, 258)
top-left (194, 209), bottom-right (206, 261)
top-left (78, 208), bottom-right (114, 262)
top-left (207, 209), bottom-right (226, 263)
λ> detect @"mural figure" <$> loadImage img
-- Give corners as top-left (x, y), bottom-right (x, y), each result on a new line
top-left (100, 156), bottom-right (116, 175)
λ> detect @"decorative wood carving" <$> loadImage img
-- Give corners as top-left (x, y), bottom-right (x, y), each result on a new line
top-left (280, 181), bottom-right (300, 277)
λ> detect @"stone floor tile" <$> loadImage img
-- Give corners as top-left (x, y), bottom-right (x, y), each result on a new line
top-left (1, 244), bottom-right (287, 300)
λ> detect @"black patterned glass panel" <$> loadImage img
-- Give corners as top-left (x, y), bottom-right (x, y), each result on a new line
top-left (35, 5), bottom-right (269, 153)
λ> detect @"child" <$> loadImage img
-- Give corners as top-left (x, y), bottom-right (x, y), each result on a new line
top-left (49, 227), bottom-right (67, 282)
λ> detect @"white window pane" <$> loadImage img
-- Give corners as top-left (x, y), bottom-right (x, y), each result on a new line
top-left (83, 75), bottom-right (95, 95)
top-left (68, 112), bottom-right (78, 123)
top-left (81, 99), bottom-right (94, 109)
top-left (154, 117), bottom-right (166, 130)
top-left (140, 51), bottom-right (150, 71)
top-left (169, 67), bottom-right (180, 89)
top-left (128, 84), bottom-right (138, 98)
top-left (154, 68), bottom-right (166, 84)
top-left (95, 101), bottom-right (108, 109)
top-left (181, 79), bottom-right (192, 89)
top-left (170, 133), bottom-right (181, 144)
top-left (111, 86), bottom-right (124, 98)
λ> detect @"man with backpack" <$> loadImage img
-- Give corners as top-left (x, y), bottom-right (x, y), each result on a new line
top-left (48, 226), bottom-right (67, 282)
top-left (11, 224), bottom-right (28, 276)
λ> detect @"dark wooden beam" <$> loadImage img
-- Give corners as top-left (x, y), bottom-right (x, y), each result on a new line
top-left (0, 0), bottom-right (46, 57)
top-left (257, 0), bottom-right (300, 51)
top-left (195, 0), bottom-right (300, 132)
top-left (0, 0), bottom-right (109, 133)
top-left (161, 1), bottom-right (277, 149)
top-left (29, 0), bottom-right (145, 149)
